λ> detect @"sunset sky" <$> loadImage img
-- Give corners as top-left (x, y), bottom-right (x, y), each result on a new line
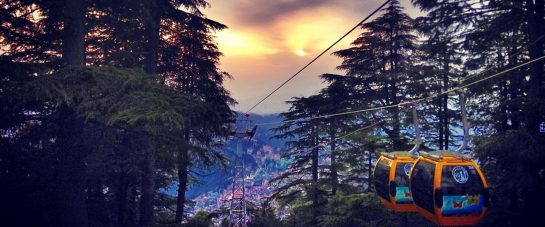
top-left (204, 0), bottom-right (420, 114)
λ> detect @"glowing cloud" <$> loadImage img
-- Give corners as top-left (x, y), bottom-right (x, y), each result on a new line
top-left (215, 30), bottom-right (278, 56)
top-left (278, 7), bottom-right (353, 55)
top-left (203, 0), bottom-right (421, 113)
top-left (294, 49), bottom-right (308, 56)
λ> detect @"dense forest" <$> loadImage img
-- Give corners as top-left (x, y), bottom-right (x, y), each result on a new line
top-left (1, 0), bottom-right (544, 227)
top-left (1, 0), bottom-right (233, 226)
top-left (271, 0), bottom-right (545, 226)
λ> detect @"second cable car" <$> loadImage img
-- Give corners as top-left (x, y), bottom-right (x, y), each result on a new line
top-left (374, 152), bottom-right (418, 212)
top-left (409, 93), bottom-right (489, 226)
top-left (374, 107), bottom-right (421, 212)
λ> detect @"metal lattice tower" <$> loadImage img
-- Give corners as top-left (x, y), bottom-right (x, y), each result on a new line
top-left (229, 115), bottom-right (256, 227)
top-left (229, 139), bottom-right (247, 227)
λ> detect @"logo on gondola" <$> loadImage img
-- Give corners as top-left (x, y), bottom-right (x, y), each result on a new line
top-left (452, 166), bottom-right (469, 184)
top-left (403, 163), bottom-right (413, 176)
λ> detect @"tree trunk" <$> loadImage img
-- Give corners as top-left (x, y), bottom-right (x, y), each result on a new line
top-left (57, 107), bottom-right (88, 227)
top-left (438, 96), bottom-right (444, 150)
top-left (57, 0), bottom-right (87, 224)
top-left (330, 126), bottom-right (337, 196)
top-left (87, 178), bottom-right (109, 226)
top-left (144, 2), bottom-right (161, 76)
top-left (175, 148), bottom-right (189, 223)
top-left (117, 173), bottom-right (129, 226)
top-left (497, 47), bottom-right (509, 132)
top-left (388, 5), bottom-right (402, 150)
top-left (139, 2), bottom-right (161, 225)
top-left (499, 80), bottom-right (509, 132)
top-left (62, 0), bottom-right (85, 66)
top-left (175, 125), bottom-right (192, 223)
top-left (57, 150), bottom-right (88, 227)
top-left (524, 0), bottom-right (545, 133)
top-left (509, 188), bottom-right (520, 225)
top-left (507, 47), bottom-right (521, 130)
top-left (367, 150), bottom-right (373, 192)
top-left (139, 135), bottom-right (155, 227)
top-left (389, 59), bottom-right (401, 149)
top-left (442, 54), bottom-right (449, 150)
top-left (129, 183), bottom-right (138, 226)
top-left (391, 106), bottom-right (402, 150)
top-left (311, 125), bottom-right (319, 226)
top-left (523, 2), bottom-right (545, 224)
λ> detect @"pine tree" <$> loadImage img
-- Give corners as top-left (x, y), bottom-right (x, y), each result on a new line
top-left (0, 0), bottom-right (233, 225)
top-left (413, 1), bottom-right (545, 225)
top-left (413, 0), bottom-right (468, 149)
top-left (332, 0), bottom-right (418, 150)
top-left (271, 95), bottom-right (327, 226)
top-left (313, 77), bottom-right (357, 196)
top-left (157, 5), bottom-right (235, 223)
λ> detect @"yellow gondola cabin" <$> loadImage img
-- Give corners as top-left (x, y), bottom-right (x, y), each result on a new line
top-left (409, 93), bottom-right (489, 226)
top-left (409, 152), bottom-right (488, 226)
top-left (374, 152), bottom-right (418, 212)
top-left (374, 106), bottom-right (421, 213)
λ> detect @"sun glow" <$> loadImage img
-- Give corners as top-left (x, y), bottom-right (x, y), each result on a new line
top-left (279, 7), bottom-right (351, 57)
top-left (294, 49), bottom-right (308, 56)
top-left (215, 30), bottom-right (277, 56)
top-left (210, 5), bottom-right (355, 59)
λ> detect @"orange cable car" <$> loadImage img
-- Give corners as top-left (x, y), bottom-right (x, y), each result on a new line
top-left (410, 152), bottom-right (489, 226)
top-left (374, 107), bottom-right (421, 212)
top-left (374, 152), bottom-right (418, 212)
top-left (409, 93), bottom-right (489, 226)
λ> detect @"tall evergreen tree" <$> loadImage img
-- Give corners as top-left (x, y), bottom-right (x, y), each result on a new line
top-left (158, 4), bottom-right (235, 223)
top-left (1, 0), bottom-right (233, 226)
top-left (332, 0), bottom-right (418, 150)
top-left (413, 1), bottom-right (545, 225)
top-left (412, 0), bottom-right (468, 149)
top-left (57, 1), bottom-right (89, 226)
top-left (271, 95), bottom-right (327, 226)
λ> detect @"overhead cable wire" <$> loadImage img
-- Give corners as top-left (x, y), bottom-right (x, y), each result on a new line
top-left (317, 119), bottom-right (387, 149)
top-left (271, 119), bottom-right (389, 190)
top-left (246, 0), bottom-right (393, 113)
top-left (257, 54), bottom-right (545, 126)
top-left (282, 119), bottom-right (388, 158)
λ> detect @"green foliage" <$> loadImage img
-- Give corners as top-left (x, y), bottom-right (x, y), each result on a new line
top-left (475, 130), bottom-right (545, 225)
top-left (280, 198), bottom-right (318, 227)
top-left (248, 205), bottom-right (281, 227)
top-left (413, 1), bottom-right (545, 226)
top-left (185, 211), bottom-right (214, 227)
top-left (330, 0), bottom-right (419, 150)
top-left (1, 0), bottom-right (236, 225)
top-left (272, 1), bottom-right (421, 226)
top-left (317, 193), bottom-right (398, 227)
top-left (338, 133), bottom-right (387, 192)
top-left (26, 66), bottom-right (199, 135)
top-left (412, 0), bottom-right (468, 150)
top-left (3, 0), bottom-right (545, 226)
top-left (271, 95), bottom-right (323, 199)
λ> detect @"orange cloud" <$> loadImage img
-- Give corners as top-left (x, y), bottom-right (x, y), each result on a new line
top-left (275, 6), bottom-right (356, 56)
top-left (215, 30), bottom-right (279, 56)
top-left (204, 0), bottom-right (421, 113)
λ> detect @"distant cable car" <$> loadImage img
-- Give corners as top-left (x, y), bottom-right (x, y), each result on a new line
top-left (409, 93), bottom-right (489, 226)
top-left (374, 107), bottom-right (421, 212)
top-left (233, 113), bottom-right (257, 140)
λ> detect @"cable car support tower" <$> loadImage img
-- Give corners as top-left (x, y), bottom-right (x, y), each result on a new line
top-left (229, 114), bottom-right (257, 227)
